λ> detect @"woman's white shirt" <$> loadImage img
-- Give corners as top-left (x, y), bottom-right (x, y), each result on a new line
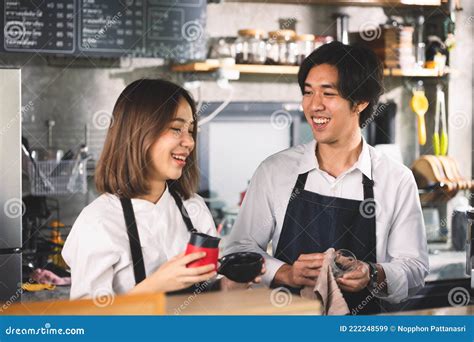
top-left (62, 187), bottom-right (216, 300)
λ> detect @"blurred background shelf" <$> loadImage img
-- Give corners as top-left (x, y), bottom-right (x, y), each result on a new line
top-left (224, 0), bottom-right (442, 7)
top-left (171, 61), bottom-right (449, 78)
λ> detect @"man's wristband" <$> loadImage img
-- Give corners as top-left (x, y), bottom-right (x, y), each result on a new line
top-left (367, 261), bottom-right (379, 290)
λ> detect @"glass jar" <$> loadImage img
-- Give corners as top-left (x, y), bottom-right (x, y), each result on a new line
top-left (314, 35), bottom-right (334, 50)
top-left (234, 29), bottom-right (266, 64)
top-left (266, 30), bottom-right (297, 65)
top-left (295, 34), bottom-right (315, 65)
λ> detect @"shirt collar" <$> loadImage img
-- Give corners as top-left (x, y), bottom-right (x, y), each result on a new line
top-left (131, 183), bottom-right (171, 211)
top-left (297, 138), bottom-right (372, 180)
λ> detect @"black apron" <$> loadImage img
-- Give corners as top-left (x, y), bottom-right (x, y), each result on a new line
top-left (274, 169), bottom-right (380, 315)
top-left (119, 189), bottom-right (196, 285)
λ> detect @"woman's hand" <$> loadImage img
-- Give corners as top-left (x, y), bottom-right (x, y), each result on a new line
top-left (220, 260), bottom-right (267, 291)
top-left (130, 252), bottom-right (216, 294)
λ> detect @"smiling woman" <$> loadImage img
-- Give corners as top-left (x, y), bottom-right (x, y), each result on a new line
top-left (62, 79), bottom-right (219, 300)
top-left (95, 79), bottom-right (199, 200)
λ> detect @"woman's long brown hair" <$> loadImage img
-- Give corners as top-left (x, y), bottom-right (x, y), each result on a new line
top-left (95, 79), bottom-right (199, 199)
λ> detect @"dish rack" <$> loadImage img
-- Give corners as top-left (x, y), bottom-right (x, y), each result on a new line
top-left (28, 158), bottom-right (90, 196)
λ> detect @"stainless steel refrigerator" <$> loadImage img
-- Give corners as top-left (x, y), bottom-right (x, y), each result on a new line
top-left (0, 68), bottom-right (22, 302)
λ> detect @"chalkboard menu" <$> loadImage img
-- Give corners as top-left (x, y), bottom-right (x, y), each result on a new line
top-left (3, 0), bottom-right (76, 53)
top-left (0, 0), bottom-right (206, 61)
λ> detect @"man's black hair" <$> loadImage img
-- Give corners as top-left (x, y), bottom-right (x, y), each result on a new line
top-left (298, 41), bottom-right (384, 128)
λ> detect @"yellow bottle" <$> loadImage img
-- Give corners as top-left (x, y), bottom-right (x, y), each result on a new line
top-left (50, 220), bottom-right (67, 269)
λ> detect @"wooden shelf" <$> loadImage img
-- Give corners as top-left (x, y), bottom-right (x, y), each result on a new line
top-left (171, 61), bottom-right (448, 78)
top-left (171, 61), bottom-right (299, 75)
top-left (383, 67), bottom-right (448, 77)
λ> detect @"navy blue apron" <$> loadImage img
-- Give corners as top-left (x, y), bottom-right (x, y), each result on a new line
top-left (274, 169), bottom-right (380, 315)
top-left (120, 189), bottom-right (197, 285)
top-left (120, 189), bottom-right (221, 294)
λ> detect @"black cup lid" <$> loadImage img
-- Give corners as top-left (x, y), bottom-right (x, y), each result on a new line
top-left (189, 232), bottom-right (220, 248)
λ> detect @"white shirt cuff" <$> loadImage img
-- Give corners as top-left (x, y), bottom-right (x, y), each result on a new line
top-left (262, 255), bottom-right (286, 287)
top-left (375, 262), bottom-right (408, 303)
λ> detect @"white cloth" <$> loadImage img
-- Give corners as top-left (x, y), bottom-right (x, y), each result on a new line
top-left (224, 138), bottom-right (429, 304)
top-left (62, 187), bottom-right (216, 300)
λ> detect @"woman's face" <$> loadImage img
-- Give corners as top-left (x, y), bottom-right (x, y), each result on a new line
top-left (148, 98), bottom-right (195, 182)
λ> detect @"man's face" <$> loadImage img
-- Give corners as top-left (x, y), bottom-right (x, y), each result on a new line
top-left (302, 64), bottom-right (360, 145)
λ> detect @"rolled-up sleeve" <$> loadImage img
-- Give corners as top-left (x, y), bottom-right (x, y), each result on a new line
top-left (375, 172), bottom-right (429, 303)
top-left (224, 163), bottom-right (284, 286)
top-left (62, 210), bottom-right (120, 300)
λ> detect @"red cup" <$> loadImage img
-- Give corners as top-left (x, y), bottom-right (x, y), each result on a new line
top-left (185, 232), bottom-right (220, 270)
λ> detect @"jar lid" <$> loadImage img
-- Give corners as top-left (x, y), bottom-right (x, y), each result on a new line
top-left (238, 29), bottom-right (265, 38)
top-left (295, 34), bottom-right (316, 41)
top-left (315, 35), bottom-right (334, 43)
top-left (268, 30), bottom-right (296, 41)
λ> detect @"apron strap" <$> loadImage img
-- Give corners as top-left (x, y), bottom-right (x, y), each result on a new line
top-left (361, 174), bottom-right (377, 266)
top-left (120, 187), bottom-right (199, 285)
top-left (169, 189), bottom-right (198, 233)
top-left (293, 172), bottom-right (309, 192)
top-left (362, 175), bottom-right (375, 200)
top-left (120, 198), bottom-right (147, 285)
top-left (295, 172), bottom-right (375, 201)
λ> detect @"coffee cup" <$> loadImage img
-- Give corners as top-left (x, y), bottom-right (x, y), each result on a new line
top-left (218, 252), bottom-right (263, 283)
top-left (185, 232), bottom-right (221, 270)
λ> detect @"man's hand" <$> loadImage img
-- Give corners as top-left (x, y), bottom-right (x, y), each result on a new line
top-left (274, 253), bottom-right (325, 288)
top-left (336, 260), bottom-right (370, 292)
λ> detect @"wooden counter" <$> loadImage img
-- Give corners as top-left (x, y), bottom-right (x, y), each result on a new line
top-left (3, 288), bottom-right (320, 315)
top-left (166, 288), bottom-right (321, 315)
top-left (384, 305), bottom-right (474, 316)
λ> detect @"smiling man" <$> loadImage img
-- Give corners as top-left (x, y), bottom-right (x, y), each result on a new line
top-left (224, 42), bottom-right (429, 315)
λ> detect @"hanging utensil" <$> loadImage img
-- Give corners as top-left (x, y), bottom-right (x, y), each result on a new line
top-left (30, 120), bottom-right (64, 162)
top-left (410, 81), bottom-right (429, 146)
top-left (438, 86), bottom-right (448, 156)
top-left (433, 84), bottom-right (448, 155)
top-left (433, 85), bottom-right (441, 155)
top-left (433, 84), bottom-right (448, 156)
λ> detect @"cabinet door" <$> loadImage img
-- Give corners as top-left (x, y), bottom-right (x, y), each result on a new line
top-left (0, 253), bottom-right (22, 303)
top-left (0, 69), bottom-right (22, 249)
